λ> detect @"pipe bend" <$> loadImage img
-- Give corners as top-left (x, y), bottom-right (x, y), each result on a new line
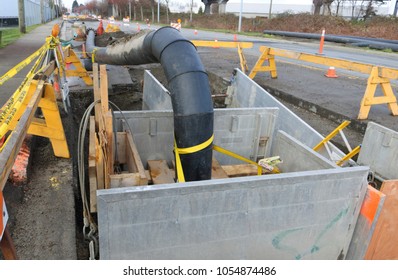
top-left (86, 27), bottom-right (214, 181)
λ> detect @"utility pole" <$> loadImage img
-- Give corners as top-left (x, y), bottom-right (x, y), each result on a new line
top-left (238, 0), bottom-right (243, 32)
top-left (18, 0), bottom-right (26, 33)
top-left (129, 1), bottom-right (132, 20)
top-left (269, 0), bottom-right (273, 19)
top-left (41, 0), bottom-right (45, 23)
top-left (157, 0), bottom-right (160, 23)
top-left (190, 0), bottom-right (193, 22)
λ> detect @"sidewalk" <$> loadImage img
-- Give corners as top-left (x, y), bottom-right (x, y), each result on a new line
top-left (0, 19), bottom-right (77, 260)
top-left (0, 19), bottom-right (62, 106)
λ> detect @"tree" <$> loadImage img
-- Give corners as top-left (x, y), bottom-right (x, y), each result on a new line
top-left (72, 0), bottom-right (79, 12)
top-left (313, 0), bottom-right (324, 15)
top-left (323, 0), bottom-right (334, 15)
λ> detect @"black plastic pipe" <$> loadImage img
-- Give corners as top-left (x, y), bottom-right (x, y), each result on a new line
top-left (86, 27), bottom-right (214, 182)
top-left (263, 30), bottom-right (398, 52)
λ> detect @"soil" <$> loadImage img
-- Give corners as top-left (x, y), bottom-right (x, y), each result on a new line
top-left (2, 32), bottom-right (366, 260)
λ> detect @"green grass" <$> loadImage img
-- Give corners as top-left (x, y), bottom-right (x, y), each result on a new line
top-left (0, 24), bottom-right (40, 48)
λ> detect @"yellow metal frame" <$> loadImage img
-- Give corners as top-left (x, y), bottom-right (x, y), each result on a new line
top-left (59, 47), bottom-right (93, 86)
top-left (250, 46), bottom-right (398, 120)
top-left (249, 47), bottom-right (277, 79)
top-left (313, 120), bottom-right (351, 152)
top-left (237, 44), bottom-right (249, 74)
top-left (358, 66), bottom-right (398, 119)
top-left (191, 40), bottom-right (253, 74)
top-left (313, 120), bottom-right (361, 166)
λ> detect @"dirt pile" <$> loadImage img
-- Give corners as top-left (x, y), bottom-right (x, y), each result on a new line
top-left (181, 13), bottom-right (398, 40)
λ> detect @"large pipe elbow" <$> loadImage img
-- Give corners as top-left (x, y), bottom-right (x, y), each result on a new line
top-left (86, 27), bottom-right (214, 181)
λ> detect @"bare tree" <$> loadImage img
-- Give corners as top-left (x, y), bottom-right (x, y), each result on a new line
top-left (313, 0), bottom-right (324, 15)
top-left (151, 0), bottom-right (155, 22)
top-left (323, 0), bottom-right (334, 15)
top-left (334, 0), bottom-right (344, 16)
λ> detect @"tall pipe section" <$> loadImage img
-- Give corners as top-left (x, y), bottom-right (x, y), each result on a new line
top-left (86, 27), bottom-right (214, 181)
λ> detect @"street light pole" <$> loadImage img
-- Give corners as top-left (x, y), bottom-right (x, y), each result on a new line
top-left (238, 0), bottom-right (243, 32)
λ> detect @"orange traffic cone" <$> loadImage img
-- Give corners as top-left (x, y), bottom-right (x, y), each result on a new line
top-left (97, 20), bottom-right (104, 36)
top-left (325, 66), bottom-right (338, 78)
top-left (233, 34), bottom-right (237, 41)
top-left (194, 29), bottom-right (198, 35)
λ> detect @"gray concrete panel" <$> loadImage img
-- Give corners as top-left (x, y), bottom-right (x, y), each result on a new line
top-left (115, 107), bottom-right (279, 166)
top-left (357, 122), bottom-right (398, 180)
top-left (272, 130), bottom-right (338, 172)
top-left (142, 70), bottom-right (172, 110)
top-left (229, 69), bottom-right (350, 164)
top-left (97, 166), bottom-right (369, 260)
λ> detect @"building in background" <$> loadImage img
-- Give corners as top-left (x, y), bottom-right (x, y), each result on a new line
top-left (0, 0), bottom-right (58, 28)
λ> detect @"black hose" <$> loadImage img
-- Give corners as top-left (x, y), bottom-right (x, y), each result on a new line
top-left (86, 27), bottom-right (214, 182)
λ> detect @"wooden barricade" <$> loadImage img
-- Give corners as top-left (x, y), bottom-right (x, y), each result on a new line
top-left (250, 46), bottom-right (398, 120)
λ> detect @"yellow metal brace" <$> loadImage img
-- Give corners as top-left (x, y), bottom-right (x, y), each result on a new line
top-left (249, 47), bottom-right (277, 79)
top-left (313, 120), bottom-right (361, 166)
top-left (237, 44), bottom-right (249, 74)
top-left (336, 145), bottom-right (361, 166)
top-left (313, 120), bottom-right (350, 151)
top-left (358, 66), bottom-right (398, 120)
top-left (59, 47), bottom-right (93, 86)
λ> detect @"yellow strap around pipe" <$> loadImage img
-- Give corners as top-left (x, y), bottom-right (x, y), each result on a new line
top-left (176, 134), bottom-right (214, 155)
top-left (174, 134), bottom-right (214, 183)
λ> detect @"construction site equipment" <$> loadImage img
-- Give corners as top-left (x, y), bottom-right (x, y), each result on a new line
top-left (325, 66), bottom-right (338, 78)
top-left (86, 27), bottom-right (214, 182)
top-left (94, 69), bottom-right (370, 259)
top-left (249, 46), bottom-right (398, 120)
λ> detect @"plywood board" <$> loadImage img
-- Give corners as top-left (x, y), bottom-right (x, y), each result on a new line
top-left (365, 180), bottom-right (398, 260)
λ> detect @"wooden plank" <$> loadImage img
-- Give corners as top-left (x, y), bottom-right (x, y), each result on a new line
top-left (221, 164), bottom-right (260, 177)
top-left (110, 173), bottom-right (141, 188)
top-left (0, 227), bottom-right (18, 260)
top-left (125, 131), bottom-right (148, 185)
top-left (92, 63), bottom-right (101, 129)
top-left (88, 116), bottom-right (98, 213)
top-left (0, 80), bottom-right (45, 191)
top-left (115, 132), bottom-right (127, 165)
top-left (105, 111), bottom-right (113, 176)
top-left (148, 160), bottom-right (175, 184)
top-left (95, 134), bottom-right (105, 190)
top-left (365, 180), bottom-right (398, 260)
top-left (211, 157), bottom-right (229, 179)
top-left (100, 65), bottom-right (109, 114)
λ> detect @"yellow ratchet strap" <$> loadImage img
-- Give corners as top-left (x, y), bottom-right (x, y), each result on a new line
top-left (213, 145), bottom-right (263, 175)
top-left (174, 134), bottom-right (214, 183)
